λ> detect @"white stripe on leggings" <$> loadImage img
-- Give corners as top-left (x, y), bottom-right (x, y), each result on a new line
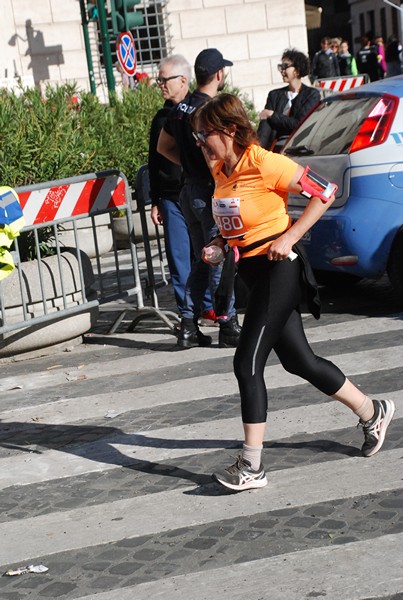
top-left (252, 325), bottom-right (266, 376)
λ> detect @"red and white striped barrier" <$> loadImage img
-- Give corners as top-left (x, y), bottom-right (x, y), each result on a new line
top-left (316, 75), bottom-right (369, 92)
top-left (16, 173), bottom-right (127, 227)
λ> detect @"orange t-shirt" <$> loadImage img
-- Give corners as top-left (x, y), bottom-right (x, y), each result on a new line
top-left (211, 144), bottom-right (299, 257)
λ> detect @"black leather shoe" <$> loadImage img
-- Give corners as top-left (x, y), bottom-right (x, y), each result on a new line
top-left (177, 323), bottom-right (212, 349)
top-left (218, 316), bottom-right (242, 348)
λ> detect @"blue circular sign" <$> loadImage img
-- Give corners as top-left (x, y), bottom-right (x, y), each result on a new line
top-left (116, 32), bottom-right (136, 76)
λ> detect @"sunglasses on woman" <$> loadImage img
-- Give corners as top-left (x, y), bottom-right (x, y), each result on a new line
top-left (277, 63), bottom-right (294, 72)
top-left (192, 130), bottom-right (217, 144)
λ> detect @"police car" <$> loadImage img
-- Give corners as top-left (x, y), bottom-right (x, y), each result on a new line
top-left (283, 75), bottom-right (403, 296)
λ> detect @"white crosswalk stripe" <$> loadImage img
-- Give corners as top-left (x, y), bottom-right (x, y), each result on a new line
top-left (1, 448), bottom-right (402, 565)
top-left (1, 392), bottom-right (402, 490)
top-left (0, 311), bottom-right (401, 599)
top-left (2, 344), bottom-right (402, 424)
top-left (77, 533), bottom-right (403, 600)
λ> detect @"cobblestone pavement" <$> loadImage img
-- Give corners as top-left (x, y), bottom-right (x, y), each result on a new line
top-left (0, 260), bottom-right (402, 600)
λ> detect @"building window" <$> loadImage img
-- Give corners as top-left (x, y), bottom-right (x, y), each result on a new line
top-left (380, 8), bottom-right (386, 42)
top-left (97, 0), bottom-right (171, 72)
top-left (367, 10), bottom-right (375, 37)
top-left (392, 5), bottom-right (399, 36)
top-left (359, 12), bottom-right (365, 37)
top-left (334, 0), bottom-right (349, 12)
top-left (132, 0), bottom-right (171, 69)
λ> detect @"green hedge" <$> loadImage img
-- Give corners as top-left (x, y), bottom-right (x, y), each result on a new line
top-left (0, 83), bottom-right (163, 189)
top-left (0, 82), bottom-right (258, 190)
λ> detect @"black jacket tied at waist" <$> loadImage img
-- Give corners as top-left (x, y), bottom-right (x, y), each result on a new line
top-left (215, 235), bottom-right (320, 320)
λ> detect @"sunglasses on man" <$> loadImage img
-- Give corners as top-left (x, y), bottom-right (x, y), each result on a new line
top-left (156, 75), bottom-right (183, 85)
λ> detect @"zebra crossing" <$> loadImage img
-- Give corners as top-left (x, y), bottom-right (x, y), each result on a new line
top-left (0, 308), bottom-right (402, 599)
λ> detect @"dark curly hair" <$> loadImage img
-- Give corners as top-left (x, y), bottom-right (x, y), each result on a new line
top-left (282, 48), bottom-right (310, 78)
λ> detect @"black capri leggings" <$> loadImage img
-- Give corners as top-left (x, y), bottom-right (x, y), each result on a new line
top-left (234, 255), bottom-right (345, 423)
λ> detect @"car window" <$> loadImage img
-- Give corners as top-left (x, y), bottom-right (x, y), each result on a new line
top-left (285, 97), bottom-right (380, 156)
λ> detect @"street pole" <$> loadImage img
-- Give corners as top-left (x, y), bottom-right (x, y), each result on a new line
top-left (96, 0), bottom-right (116, 101)
top-left (383, 0), bottom-right (403, 42)
top-left (78, 0), bottom-right (97, 95)
top-left (401, 1), bottom-right (403, 43)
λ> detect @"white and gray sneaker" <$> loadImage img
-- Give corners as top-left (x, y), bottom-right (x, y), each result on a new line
top-left (358, 399), bottom-right (395, 457)
top-left (213, 455), bottom-right (268, 491)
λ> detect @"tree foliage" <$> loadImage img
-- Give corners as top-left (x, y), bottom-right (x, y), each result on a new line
top-left (0, 83), bottom-right (162, 189)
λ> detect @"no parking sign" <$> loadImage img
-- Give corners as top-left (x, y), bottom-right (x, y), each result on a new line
top-left (116, 32), bottom-right (137, 77)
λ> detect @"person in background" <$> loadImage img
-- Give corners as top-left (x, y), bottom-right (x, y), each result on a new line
top-left (192, 93), bottom-right (395, 492)
top-left (115, 61), bottom-right (132, 91)
top-left (311, 36), bottom-right (340, 82)
top-left (337, 40), bottom-right (358, 76)
top-left (375, 35), bottom-right (386, 78)
top-left (356, 35), bottom-right (380, 81)
top-left (148, 55), bottom-right (217, 327)
top-left (158, 49), bottom-right (241, 349)
top-left (385, 35), bottom-right (402, 77)
top-left (258, 48), bottom-right (320, 152)
top-left (330, 38), bottom-right (342, 56)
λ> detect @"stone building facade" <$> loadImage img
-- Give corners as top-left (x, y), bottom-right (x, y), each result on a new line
top-left (1, 0), bottom-right (309, 109)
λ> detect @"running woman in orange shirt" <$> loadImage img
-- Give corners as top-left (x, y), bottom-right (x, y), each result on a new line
top-left (192, 93), bottom-right (395, 492)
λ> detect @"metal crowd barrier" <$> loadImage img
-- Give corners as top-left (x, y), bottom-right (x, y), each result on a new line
top-left (125, 164), bottom-right (180, 331)
top-left (136, 164), bottom-right (169, 299)
top-left (105, 164), bottom-right (180, 334)
top-left (0, 169), bottom-right (179, 352)
top-left (315, 74), bottom-right (370, 97)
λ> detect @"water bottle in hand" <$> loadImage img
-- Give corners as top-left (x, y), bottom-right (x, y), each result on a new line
top-left (203, 245), bottom-right (225, 265)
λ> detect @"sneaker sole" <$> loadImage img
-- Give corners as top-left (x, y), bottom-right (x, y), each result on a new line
top-left (212, 472), bottom-right (268, 491)
top-left (364, 399), bottom-right (395, 457)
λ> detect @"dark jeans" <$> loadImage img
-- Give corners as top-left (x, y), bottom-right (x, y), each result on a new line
top-left (159, 198), bottom-right (213, 315)
top-left (179, 181), bottom-right (236, 321)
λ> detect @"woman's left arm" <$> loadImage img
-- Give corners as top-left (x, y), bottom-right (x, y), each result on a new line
top-left (267, 164), bottom-right (336, 260)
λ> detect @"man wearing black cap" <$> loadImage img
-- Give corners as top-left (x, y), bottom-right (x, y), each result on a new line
top-left (158, 48), bottom-right (241, 349)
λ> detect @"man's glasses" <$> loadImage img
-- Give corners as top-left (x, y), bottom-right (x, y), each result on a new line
top-left (277, 63), bottom-right (294, 72)
top-left (192, 130), bottom-right (217, 144)
top-left (156, 75), bottom-right (183, 85)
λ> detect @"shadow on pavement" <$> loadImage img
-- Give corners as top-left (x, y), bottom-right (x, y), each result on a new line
top-left (0, 421), bottom-right (360, 490)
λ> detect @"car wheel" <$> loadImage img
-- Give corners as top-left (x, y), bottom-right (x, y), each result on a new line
top-left (387, 228), bottom-right (403, 297)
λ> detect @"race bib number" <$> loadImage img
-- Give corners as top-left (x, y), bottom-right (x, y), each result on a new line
top-left (212, 198), bottom-right (248, 239)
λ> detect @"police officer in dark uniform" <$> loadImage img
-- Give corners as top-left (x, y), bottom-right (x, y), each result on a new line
top-left (148, 55), bottom-right (216, 325)
top-left (158, 49), bottom-right (241, 349)
top-left (356, 35), bottom-right (380, 82)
